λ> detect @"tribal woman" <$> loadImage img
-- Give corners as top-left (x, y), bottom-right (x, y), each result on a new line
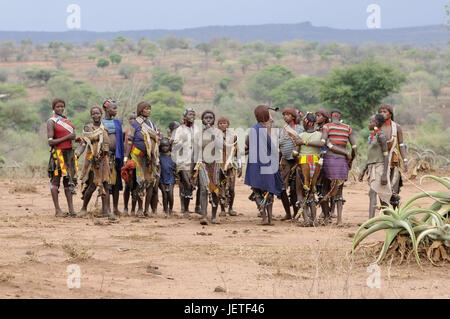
top-left (76, 106), bottom-right (115, 220)
top-left (172, 108), bottom-right (197, 216)
top-left (124, 102), bottom-right (160, 217)
top-left (293, 113), bottom-right (323, 226)
top-left (101, 99), bottom-right (124, 216)
top-left (195, 110), bottom-right (223, 225)
top-left (279, 107), bottom-right (303, 220)
top-left (245, 105), bottom-right (283, 225)
top-left (378, 104), bottom-right (407, 209)
top-left (217, 116), bottom-right (242, 217)
top-left (314, 108), bottom-right (335, 218)
top-left (47, 98), bottom-right (78, 217)
top-left (123, 112), bottom-right (137, 216)
top-left (319, 109), bottom-right (357, 225)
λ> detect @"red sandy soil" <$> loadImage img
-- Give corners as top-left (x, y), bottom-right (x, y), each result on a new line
top-left (0, 176), bottom-right (448, 299)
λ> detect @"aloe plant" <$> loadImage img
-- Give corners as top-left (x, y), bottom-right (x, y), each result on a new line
top-left (352, 174), bottom-right (450, 265)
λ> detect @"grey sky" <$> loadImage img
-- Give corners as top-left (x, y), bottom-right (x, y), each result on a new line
top-left (0, 0), bottom-right (447, 32)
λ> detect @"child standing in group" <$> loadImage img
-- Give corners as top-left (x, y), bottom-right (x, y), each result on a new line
top-left (159, 137), bottom-right (176, 216)
top-left (122, 112), bottom-right (137, 216)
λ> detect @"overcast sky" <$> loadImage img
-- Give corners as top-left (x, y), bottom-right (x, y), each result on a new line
top-left (0, 0), bottom-right (447, 32)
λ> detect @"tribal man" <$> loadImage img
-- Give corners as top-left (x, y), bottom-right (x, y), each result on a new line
top-left (378, 104), bottom-right (407, 209)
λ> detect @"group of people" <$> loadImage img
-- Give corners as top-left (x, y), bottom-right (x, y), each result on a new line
top-left (46, 98), bottom-right (407, 226)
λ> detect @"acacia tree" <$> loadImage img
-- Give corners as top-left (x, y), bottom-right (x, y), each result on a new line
top-left (320, 59), bottom-right (406, 128)
top-left (196, 42), bottom-right (212, 69)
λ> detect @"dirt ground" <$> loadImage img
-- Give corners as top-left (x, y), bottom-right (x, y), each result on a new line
top-left (0, 176), bottom-right (448, 299)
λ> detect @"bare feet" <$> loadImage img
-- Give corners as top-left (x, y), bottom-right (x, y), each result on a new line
top-left (211, 218), bottom-right (221, 224)
top-left (55, 209), bottom-right (68, 218)
top-left (77, 209), bottom-right (89, 218)
top-left (200, 218), bottom-right (208, 225)
top-left (219, 211), bottom-right (226, 217)
top-left (228, 210), bottom-right (237, 216)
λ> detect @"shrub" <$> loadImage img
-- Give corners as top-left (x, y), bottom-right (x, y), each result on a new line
top-left (96, 58), bottom-right (110, 69)
top-left (119, 63), bottom-right (139, 79)
top-left (0, 69), bottom-right (8, 83)
top-left (109, 52), bottom-right (122, 64)
top-left (0, 84), bottom-right (27, 99)
top-left (247, 65), bottom-right (295, 102)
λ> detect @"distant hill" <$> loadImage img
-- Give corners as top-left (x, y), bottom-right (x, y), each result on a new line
top-left (0, 22), bottom-right (448, 47)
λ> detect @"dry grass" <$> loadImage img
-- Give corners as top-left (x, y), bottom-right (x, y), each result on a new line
top-left (61, 243), bottom-right (93, 262)
top-left (10, 183), bottom-right (38, 194)
top-left (111, 232), bottom-right (162, 241)
top-left (0, 272), bottom-right (15, 283)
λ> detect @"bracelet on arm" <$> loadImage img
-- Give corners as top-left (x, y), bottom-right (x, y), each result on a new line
top-left (383, 151), bottom-right (388, 156)
top-left (48, 138), bottom-right (53, 141)
top-left (352, 145), bottom-right (357, 149)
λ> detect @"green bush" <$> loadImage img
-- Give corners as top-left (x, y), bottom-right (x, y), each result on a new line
top-left (23, 66), bottom-right (61, 86)
top-left (151, 68), bottom-right (183, 92)
top-left (88, 55), bottom-right (96, 60)
top-left (0, 69), bottom-right (8, 82)
top-left (0, 99), bottom-right (39, 131)
top-left (110, 52), bottom-right (122, 64)
top-left (143, 90), bottom-right (185, 128)
top-left (247, 65), bottom-right (295, 102)
top-left (47, 76), bottom-right (101, 116)
top-left (0, 84), bottom-right (27, 99)
top-left (96, 58), bottom-right (110, 69)
top-left (269, 77), bottom-right (321, 109)
top-left (119, 63), bottom-right (139, 79)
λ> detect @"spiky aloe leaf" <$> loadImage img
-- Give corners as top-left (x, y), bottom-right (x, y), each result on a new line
top-left (421, 202), bottom-right (450, 223)
top-left (376, 228), bottom-right (402, 264)
top-left (414, 227), bottom-right (446, 254)
top-left (420, 175), bottom-right (450, 190)
top-left (396, 219), bottom-right (420, 265)
top-left (402, 208), bottom-right (444, 226)
top-left (402, 192), bottom-right (450, 212)
top-left (353, 215), bottom-right (400, 245)
top-left (352, 222), bottom-right (393, 252)
top-left (380, 207), bottom-right (400, 219)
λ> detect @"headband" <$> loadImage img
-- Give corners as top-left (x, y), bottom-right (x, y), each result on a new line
top-left (183, 107), bottom-right (195, 116)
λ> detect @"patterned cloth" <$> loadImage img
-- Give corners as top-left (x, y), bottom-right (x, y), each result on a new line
top-left (48, 148), bottom-right (78, 189)
top-left (323, 122), bottom-right (352, 146)
top-left (323, 155), bottom-right (349, 180)
top-left (279, 124), bottom-right (303, 160)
